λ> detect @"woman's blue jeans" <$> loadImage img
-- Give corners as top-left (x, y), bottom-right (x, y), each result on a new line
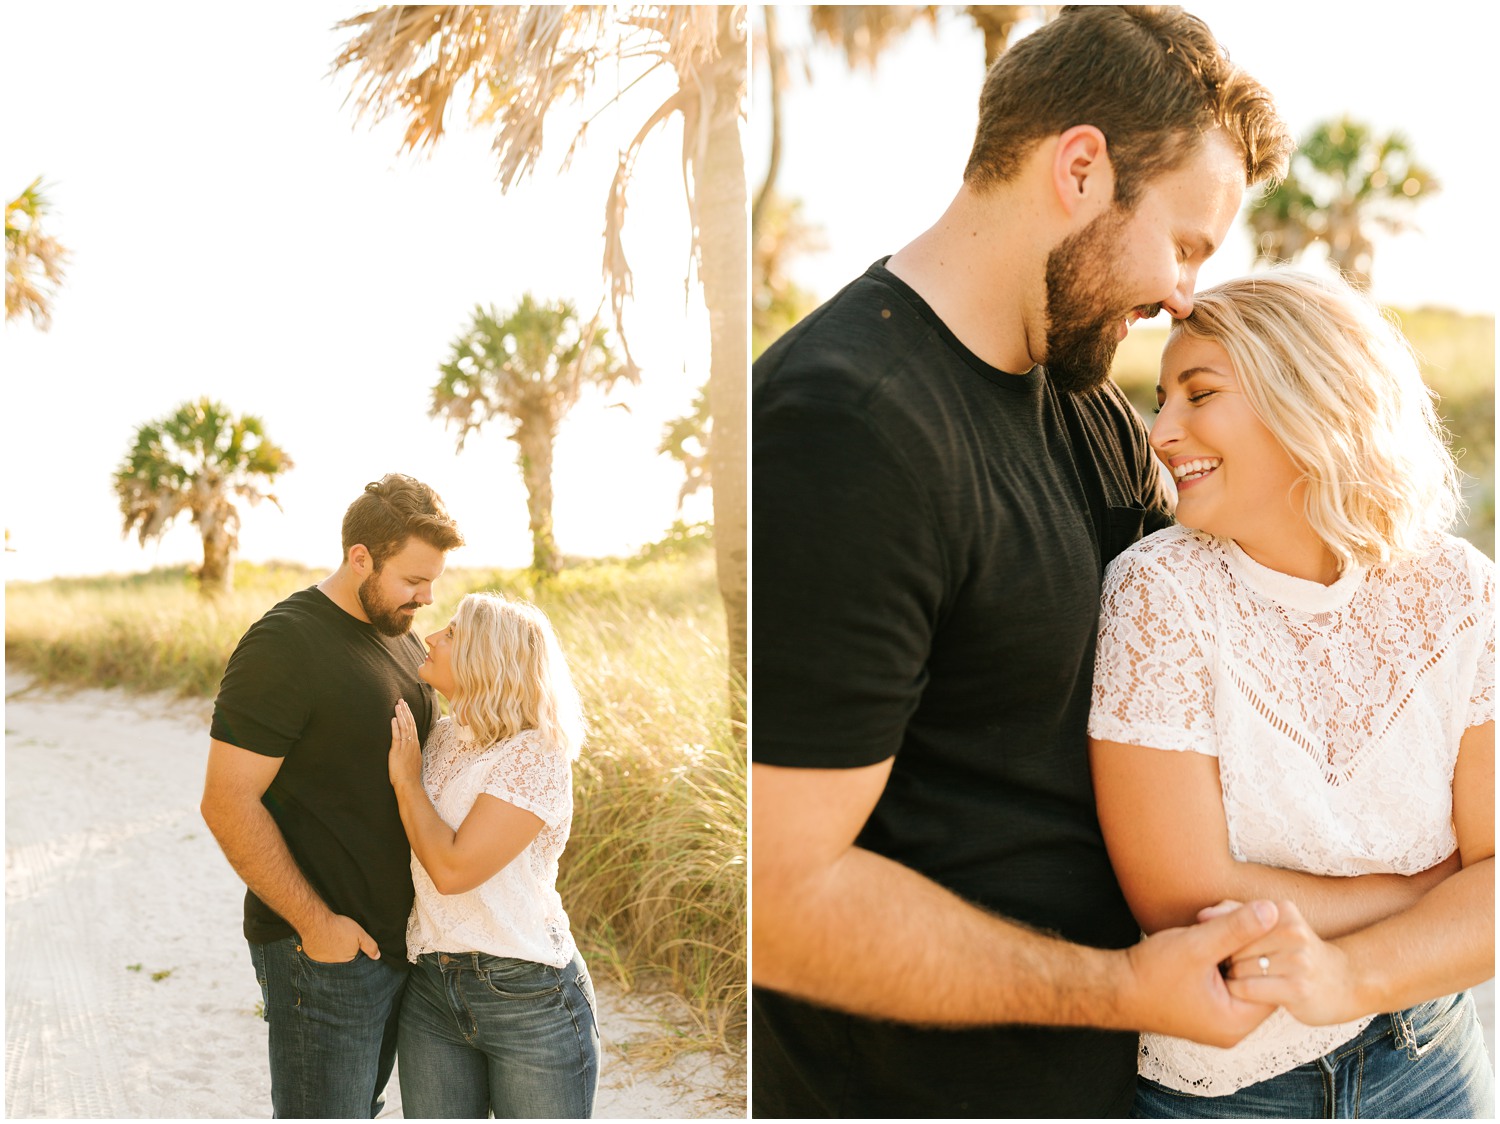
top-left (397, 949), bottom-right (601, 1118)
top-left (248, 935), bottom-right (409, 1119)
top-left (1135, 991), bottom-right (1495, 1118)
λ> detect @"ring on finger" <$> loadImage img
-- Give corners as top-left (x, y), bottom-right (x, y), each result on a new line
top-left (1258, 955), bottom-right (1271, 977)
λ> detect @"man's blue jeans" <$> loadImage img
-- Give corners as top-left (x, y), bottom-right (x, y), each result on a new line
top-left (397, 950), bottom-right (600, 1118)
top-left (1135, 990), bottom-right (1495, 1118)
top-left (249, 936), bottom-right (409, 1119)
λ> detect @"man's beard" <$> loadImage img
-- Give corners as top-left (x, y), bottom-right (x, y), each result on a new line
top-left (358, 570), bottom-right (419, 637)
top-left (1042, 206), bottom-right (1152, 395)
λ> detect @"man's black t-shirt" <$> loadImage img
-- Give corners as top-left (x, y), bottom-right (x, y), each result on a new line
top-left (210, 587), bottom-right (438, 964)
top-left (752, 261), bottom-right (1172, 1117)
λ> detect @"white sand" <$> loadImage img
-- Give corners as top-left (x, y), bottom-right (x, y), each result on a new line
top-left (3, 673), bottom-right (745, 1119)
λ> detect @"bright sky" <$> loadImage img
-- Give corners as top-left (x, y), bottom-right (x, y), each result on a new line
top-left (3, 3), bottom-right (715, 582)
top-left (752, 4), bottom-right (1498, 318)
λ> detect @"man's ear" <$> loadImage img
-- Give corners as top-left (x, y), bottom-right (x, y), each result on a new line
top-left (348, 543), bottom-right (373, 576)
top-left (1052, 124), bottom-right (1114, 218)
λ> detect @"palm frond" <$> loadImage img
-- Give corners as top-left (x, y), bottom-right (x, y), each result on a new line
top-left (113, 398), bottom-right (293, 556)
top-left (5, 176), bottom-right (71, 329)
top-left (334, 6), bottom-right (609, 191)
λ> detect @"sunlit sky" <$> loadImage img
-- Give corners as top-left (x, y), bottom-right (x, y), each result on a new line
top-left (751, 4), bottom-right (1498, 318)
top-left (3, 4), bottom-right (715, 582)
top-left (7, 5), bottom-right (1495, 584)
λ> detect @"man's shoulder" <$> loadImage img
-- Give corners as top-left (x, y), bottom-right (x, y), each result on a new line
top-left (232, 587), bottom-right (333, 652)
top-left (755, 263), bottom-right (949, 407)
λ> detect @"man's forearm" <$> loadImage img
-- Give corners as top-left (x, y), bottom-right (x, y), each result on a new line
top-left (202, 795), bottom-right (333, 937)
top-left (754, 842), bottom-right (1276, 1047)
top-left (757, 843), bottom-right (1120, 1027)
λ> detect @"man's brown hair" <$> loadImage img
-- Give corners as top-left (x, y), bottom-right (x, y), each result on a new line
top-left (341, 473), bottom-right (464, 570)
top-left (964, 6), bottom-right (1292, 207)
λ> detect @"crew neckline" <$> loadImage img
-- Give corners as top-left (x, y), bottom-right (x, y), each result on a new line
top-left (866, 258), bottom-right (1042, 390)
top-left (1223, 538), bottom-right (1365, 613)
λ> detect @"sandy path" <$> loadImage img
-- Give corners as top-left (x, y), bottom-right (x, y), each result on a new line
top-left (3, 673), bottom-right (744, 1119)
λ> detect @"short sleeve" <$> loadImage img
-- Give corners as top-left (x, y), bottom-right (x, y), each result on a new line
top-left (1467, 552), bottom-right (1495, 730)
top-left (1089, 547), bottom-right (1218, 755)
top-left (481, 731), bottom-right (572, 826)
top-left (751, 391), bottom-right (944, 769)
top-left (210, 614), bottom-right (311, 757)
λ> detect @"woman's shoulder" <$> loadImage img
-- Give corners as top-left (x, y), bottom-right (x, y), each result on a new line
top-left (472, 726), bottom-right (563, 766)
top-left (1105, 524), bottom-right (1221, 585)
top-left (1433, 532), bottom-right (1494, 581)
top-left (1381, 532), bottom-right (1494, 600)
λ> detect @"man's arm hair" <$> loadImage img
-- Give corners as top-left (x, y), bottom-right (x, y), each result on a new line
top-left (752, 760), bottom-right (1281, 1046)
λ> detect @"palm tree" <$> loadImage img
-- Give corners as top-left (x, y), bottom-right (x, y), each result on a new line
top-left (433, 295), bottom-right (630, 575)
top-left (332, 5), bottom-right (748, 721)
top-left (1249, 117), bottom-right (1438, 290)
top-left (113, 399), bottom-right (293, 594)
top-left (5, 177), bottom-right (70, 330)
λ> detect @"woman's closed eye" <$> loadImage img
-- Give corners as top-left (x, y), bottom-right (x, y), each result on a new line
top-left (1156, 389), bottom-right (1218, 414)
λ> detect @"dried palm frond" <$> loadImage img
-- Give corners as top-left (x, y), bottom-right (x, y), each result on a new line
top-left (333, 5), bottom-right (746, 361)
top-left (808, 5), bottom-right (940, 70)
top-left (600, 6), bottom-right (745, 356)
top-left (334, 6), bottom-right (610, 191)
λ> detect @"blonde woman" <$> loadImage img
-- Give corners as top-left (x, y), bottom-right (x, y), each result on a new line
top-left (1089, 270), bottom-right (1493, 1117)
top-left (387, 592), bottom-right (597, 1118)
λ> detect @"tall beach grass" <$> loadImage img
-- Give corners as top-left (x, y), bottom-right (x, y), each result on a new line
top-left (4, 544), bottom-right (746, 1046)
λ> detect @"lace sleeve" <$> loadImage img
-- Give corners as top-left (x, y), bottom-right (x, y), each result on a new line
top-left (481, 730), bottom-right (572, 826)
top-left (1469, 552), bottom-right (1495, 730)
top-left (1090, 545), bottom-right (1218, 755)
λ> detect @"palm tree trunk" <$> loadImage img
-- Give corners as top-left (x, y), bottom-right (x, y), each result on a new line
top-left (700, 8), bottom-right (749, 741)
top-left (751, 6), bottom-right (785, 234)
top-left (514, 418), bottom-right (561, 575)
top-left (198, 517), bottom-right (234, 594)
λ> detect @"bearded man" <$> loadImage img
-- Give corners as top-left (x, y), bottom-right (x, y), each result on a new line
top-left (202, 473), bottom-right (463, 1118)
top-left (752, 6), bottom-right (1300, 1117)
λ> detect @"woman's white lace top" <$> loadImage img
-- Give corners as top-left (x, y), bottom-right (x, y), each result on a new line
top-left (406, 717), bottom-right (578, 969)
top-left (1090, 525), bottom-right (1494, 1095)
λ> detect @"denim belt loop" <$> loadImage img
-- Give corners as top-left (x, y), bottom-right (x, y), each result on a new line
top-left (1388, 1008), bottom-right (1420, 1061)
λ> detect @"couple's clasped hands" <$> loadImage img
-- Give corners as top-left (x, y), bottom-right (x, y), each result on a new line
top-left (1128, 898), bottom-right (1356, 1048)
top-left (1195, 898), bottom-right (1358, 1028)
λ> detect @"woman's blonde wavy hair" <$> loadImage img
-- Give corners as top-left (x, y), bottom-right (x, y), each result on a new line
top-left (447, 592), bottom-right (585, 759)
top-left (1170, 269), bottom-right (1463, 570)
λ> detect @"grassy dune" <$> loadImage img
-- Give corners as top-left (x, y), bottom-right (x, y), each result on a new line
top-left (1111, 306), bottom-right (1496, 557)
top-left (4, 544), bottom-right (746, 1045)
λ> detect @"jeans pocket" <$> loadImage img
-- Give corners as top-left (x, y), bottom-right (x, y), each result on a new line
top-left (478, 957), bottom-right (564, 1000)
top-left (295, 942), bottom-right (367, 968)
